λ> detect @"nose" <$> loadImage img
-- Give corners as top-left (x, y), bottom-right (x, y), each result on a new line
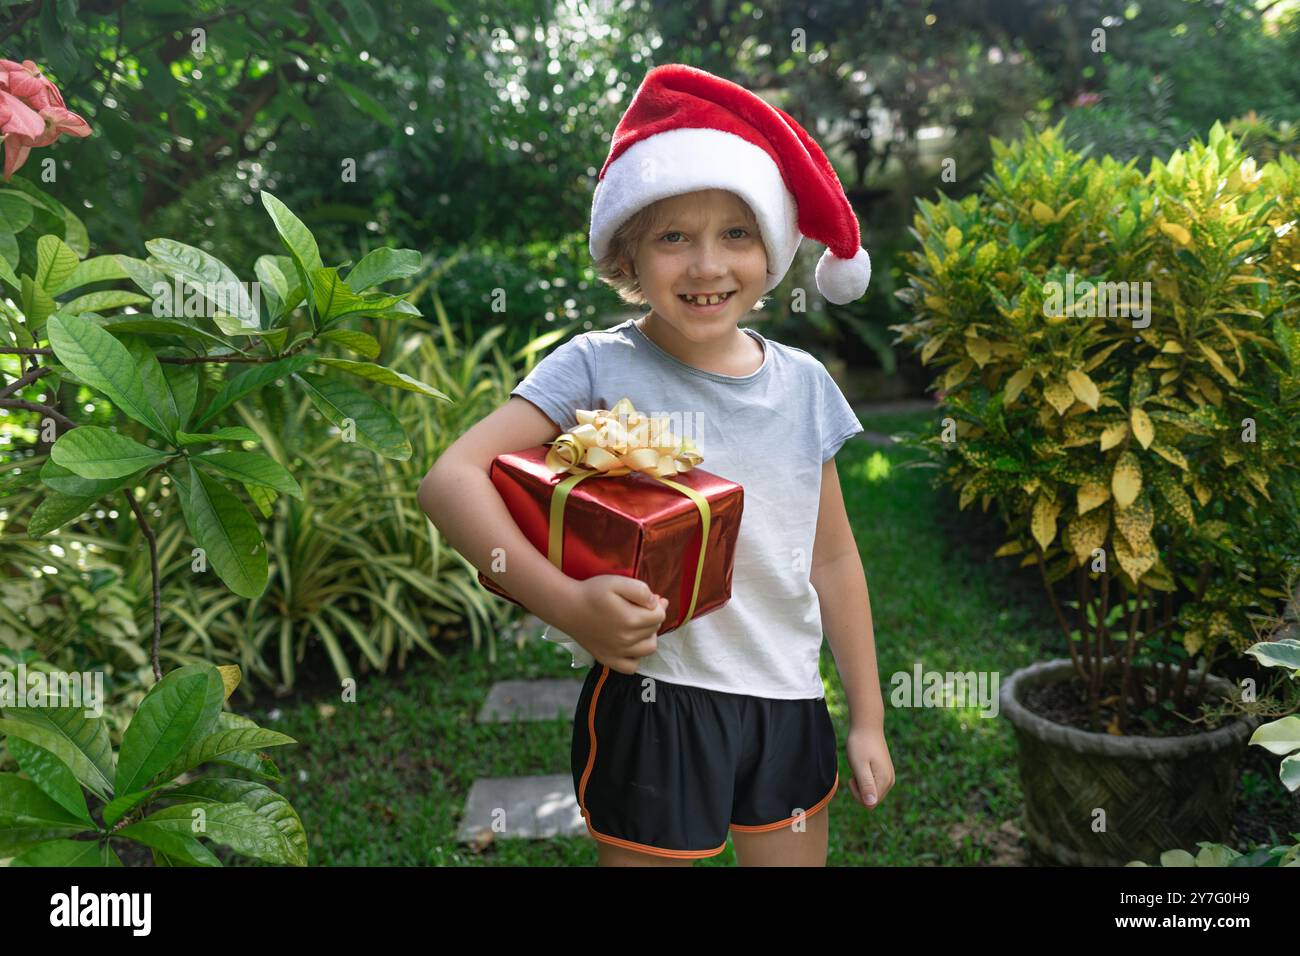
top-left (687, 238), bottom-right (728, 280)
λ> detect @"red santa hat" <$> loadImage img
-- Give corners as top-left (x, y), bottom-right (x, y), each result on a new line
top-left (589, 63), bottom-right (871, 305)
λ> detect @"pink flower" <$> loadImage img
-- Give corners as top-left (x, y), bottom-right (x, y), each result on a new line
top-left (1069, 91), bottom-right (1102, 109)
top-left (0, 59), bottom-right (91, 181)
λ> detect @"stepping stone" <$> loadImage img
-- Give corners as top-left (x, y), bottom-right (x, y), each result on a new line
top-left (477, 679), bottom-right (583, 723)
top-left (457, 774), bottom-right (586, 842)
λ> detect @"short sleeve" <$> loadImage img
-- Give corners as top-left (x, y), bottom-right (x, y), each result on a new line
top-left (509, 334), bottom-right (592, 434)
top-left (818, 363), bottom-right (864, 462)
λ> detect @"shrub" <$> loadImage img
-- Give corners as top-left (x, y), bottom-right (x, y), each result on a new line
top-left (894, 122), bottom-right (1300, 733)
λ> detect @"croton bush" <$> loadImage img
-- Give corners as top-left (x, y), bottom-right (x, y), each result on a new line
top-left (894, 122), bottom-right (1300, 733)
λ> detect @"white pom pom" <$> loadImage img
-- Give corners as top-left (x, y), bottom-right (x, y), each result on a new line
top-left (815, 246), bottom-right (872, 304)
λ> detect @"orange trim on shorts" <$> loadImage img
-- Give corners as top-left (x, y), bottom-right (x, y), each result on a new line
top-left (577, 664), bottom-right (728, 860)
top-left (727, 771), bottom-right (839, 832)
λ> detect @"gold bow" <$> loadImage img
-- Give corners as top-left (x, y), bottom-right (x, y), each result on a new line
top-left (544, 397), bottom-right (702, 478)
top-left (540, 397), bottom-right (712, 630)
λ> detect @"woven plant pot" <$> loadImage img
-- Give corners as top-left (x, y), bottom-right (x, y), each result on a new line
top-left (1000, 657), bottom-right (1258, 867)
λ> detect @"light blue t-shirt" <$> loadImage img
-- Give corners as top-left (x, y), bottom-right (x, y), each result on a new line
top-left (508, 316), bottom-right (863, 699)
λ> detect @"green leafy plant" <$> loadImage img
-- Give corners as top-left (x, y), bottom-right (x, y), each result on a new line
top-left (0, 655), bottom-right (306, 866)
top-left (893, 121), bottom-right (1300, 733)
top-left (3, 152), bottom-right (452, 680)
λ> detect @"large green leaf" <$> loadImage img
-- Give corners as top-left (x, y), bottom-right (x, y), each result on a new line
top-left (344, 247), bottom-right (421, 292)
top-left (51, 254), bottom-right (131, 296)
top-left (192, 354), bottom-right (315, 429)
top-left (155, 725), bottom-right (296, 783)
top-left (310, 266), bottom-right (403, 325)
top-left (115, 663), bottom-right (225, 797)
top-left (123, 336), bottom-right (183, 439)
top-left (140, 799), bottom-right (301, 865)
top-left (35, 234), bottom-right (79, 297)
top-left (49, 426), bottom-right (171, 479)
top-left (175, 427), bottom-right (260, 447)
top-left (0, 774), bottom-right (96, 856)
top-left (115, 819), bottom-right (222, 866)
top-left (0, 192), bottom-right (34, 233)
top-left (144, 238), bottom-right (261, 335)
top-left (176, 461), bottom-right (269, 598)
top-left (45, 312), bottom-right (173, 437)
top-left (9, 838), bottom-right (110, 866)
top-left (293, 370), bottom-right (412, 460)
top-left (161, 776), bottom-right (307, 865)
top-left (314, 357), bottom-right (449, 399)
top-left (194, 451), bottom-right (304, 499)
top-left (319, 328), bottom-right (380, 359)
top-left (25, 489), bottom-right (101, 537)
top-left (260, 192), bottom-right (323, 315)
top-left (39, 456), bottom-right (146, 497)
top-left (0, 707), bottom-right (115, 801)
top-left (5, 736), bottom-right (94, 826)
top-left (4, 177), bottom-right (88, 255)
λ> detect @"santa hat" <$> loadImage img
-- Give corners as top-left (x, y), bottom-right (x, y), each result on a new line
top-left (589, 63), bottom-right (871, 305)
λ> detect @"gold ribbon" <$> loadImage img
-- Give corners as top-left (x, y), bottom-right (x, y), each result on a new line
top-left (542, 397), bottom-right (712, 628)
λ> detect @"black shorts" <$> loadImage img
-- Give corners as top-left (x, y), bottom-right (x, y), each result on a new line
top-left (571, 662), bottom-right (839, 860)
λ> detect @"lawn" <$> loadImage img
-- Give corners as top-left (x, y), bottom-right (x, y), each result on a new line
top-left (229, 408), bottom-right (1294, 865)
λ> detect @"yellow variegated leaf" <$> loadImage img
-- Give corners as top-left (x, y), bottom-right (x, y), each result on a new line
top-left (1191, 372), bottom-right (1222, 405)
top-left (959, 480), bottom-right (979, 511)
top-left (1151, 442), bottom-right (1188, 471)
top-left (1066, 369), bottom-right (1100, 410)
top-left (1054, 198), bottom-right (1082, 222)
top-left (1031, 494), bottom-right (1061, 551)
top-left (923, 295), bottom-right (946, 312)
top-left (944, 359), bottom-right (974, 390)
top-left (1032, 200), bottom-right (1055, 225)
top-left (1068, 507), bottom-right (1110, 564)
top-left (994, 540), bottom-right (1025, 557)
top-left (1245, 469), bottom-right (1271, 500)
top-left (920, 335), bottom-right (947, 365)
top-left (1114, 492), bottom-right (1154, 547)
top-left (1100, 420), bottom-right (1129, 451)
top-left (966, 336), bottom-right (992, 366)
top-left (1160, 340), bottom-right (1185, 353)
top-left (1183, 627), bottom-right (1204, 656)
top-left (1077, 482), bottom-right (1110, 515)
top-left (1130, 407), bottom-right (1155, 449)
top-left (1159, 221), bottom-right (1192, 246)
top-left (1113, 531), bottom-right (1157, 583)
top-left (1197, 342), bottom-right (1239, 385)
top-left (1044, 380), bottom-right (1076, 415)
top-left (1004, 367), bottom-right (1035, 403)
top-left (944, 226), bottom-right (963, 251)
top-left (1112, 451), bottom-right (1142, 508)
top-left (1192, 479), bottom-right (1212, 507)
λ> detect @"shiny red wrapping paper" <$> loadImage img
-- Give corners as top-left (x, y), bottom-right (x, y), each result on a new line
top-left (476, 444), bottom-right (743, 635)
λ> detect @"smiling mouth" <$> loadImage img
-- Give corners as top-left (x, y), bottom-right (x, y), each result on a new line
top-left (677, 291), bottom-right (735, 305)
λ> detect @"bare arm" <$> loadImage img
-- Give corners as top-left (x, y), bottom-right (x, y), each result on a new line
top-left (810, 458), bottom-right (884, 731)
top-left (417, 397), bottom-right (581, 627)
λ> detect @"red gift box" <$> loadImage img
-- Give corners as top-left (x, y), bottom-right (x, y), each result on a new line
top-left (477, 442), bottom-right (743, 635)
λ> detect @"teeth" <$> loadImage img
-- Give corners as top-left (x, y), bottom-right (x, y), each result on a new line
top-left (680, 292), bottom-right (731, 305)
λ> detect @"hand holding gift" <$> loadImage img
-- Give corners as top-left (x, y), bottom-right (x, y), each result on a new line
top-left (478, 398), bottom-right (743, 650)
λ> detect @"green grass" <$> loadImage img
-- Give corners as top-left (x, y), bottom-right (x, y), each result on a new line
top-left (226, 408), bottom-right (1079, 866)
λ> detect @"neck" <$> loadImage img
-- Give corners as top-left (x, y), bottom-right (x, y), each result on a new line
top-left (637, 311), bottom-right (758, 374)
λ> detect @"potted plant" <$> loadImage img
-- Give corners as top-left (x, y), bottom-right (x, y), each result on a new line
top-left (1129, 636), bottom-right (1300, 867)
top-left (893, 122), bottom-right (1300, 865)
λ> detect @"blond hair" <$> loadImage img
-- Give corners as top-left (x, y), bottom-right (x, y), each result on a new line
top-left (593, 193), bottom-right (770, 310)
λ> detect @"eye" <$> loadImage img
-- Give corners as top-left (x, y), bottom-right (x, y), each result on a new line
top-left (727, 227), bottom-right (750, 239)
top-left (661, 231), bottom-right (684, 243)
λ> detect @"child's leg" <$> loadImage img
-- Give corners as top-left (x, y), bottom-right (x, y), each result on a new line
top-left (597, 842), bottom-right (696, 867)
top-left (730, 803), bottom-right (830, 866)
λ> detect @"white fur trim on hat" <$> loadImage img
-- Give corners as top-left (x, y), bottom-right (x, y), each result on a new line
top-left (815, 246), bottom-right (871, 305)
top-left (589, 127), bottom-right (801, 295)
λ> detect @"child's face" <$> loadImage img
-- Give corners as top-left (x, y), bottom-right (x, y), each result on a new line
top-left (620, 189), bottom-right (768, 344)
